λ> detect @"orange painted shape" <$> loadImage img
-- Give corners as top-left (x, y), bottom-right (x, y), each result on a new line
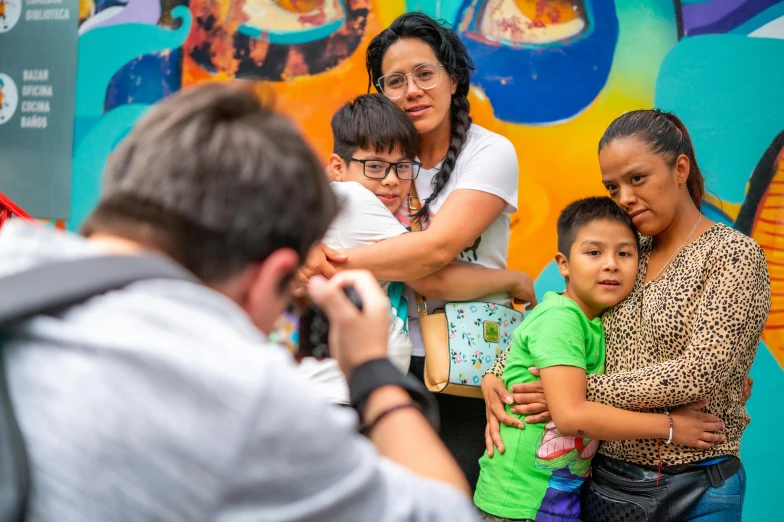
top-left (751, 144), bottom-right (784, 368)
top-left (275, 0), bottom-right (323, 13)
top-left (514, 0), bottom-right (581, 24)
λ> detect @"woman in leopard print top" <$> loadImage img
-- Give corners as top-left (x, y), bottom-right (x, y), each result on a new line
top-left (482, 110), bottom-right (770, 520)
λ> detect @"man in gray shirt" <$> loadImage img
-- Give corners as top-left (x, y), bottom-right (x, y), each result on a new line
top-left (1, 84), bottom-right (475, 521)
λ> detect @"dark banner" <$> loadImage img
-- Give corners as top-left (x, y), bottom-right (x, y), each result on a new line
top-left (0, 0), bottom-right (78, 218)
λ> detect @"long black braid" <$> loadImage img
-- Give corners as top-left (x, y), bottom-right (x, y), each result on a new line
top-left (366, 12), bottom-right (475, 224)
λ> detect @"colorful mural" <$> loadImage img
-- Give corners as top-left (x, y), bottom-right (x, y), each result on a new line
top-left (68, 0), bottom-right (783, 516)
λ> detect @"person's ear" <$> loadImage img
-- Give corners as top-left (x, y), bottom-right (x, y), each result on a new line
top-left (328, 154), bottom-right (347, 181)
top-left (555, 252), bottom-right (569, 279)
top-left (675, 153), bottom-right (690, 186)
top-left (244, 248), bottom-right (300, 334)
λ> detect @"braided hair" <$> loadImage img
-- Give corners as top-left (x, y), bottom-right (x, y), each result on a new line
top-left (598, 109), bottom-right (705, 209)
top-left (366, 12), bottom-right (475, 224)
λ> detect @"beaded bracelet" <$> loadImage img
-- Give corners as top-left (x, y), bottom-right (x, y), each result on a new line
top-left (664, 411), bottom-right (674, 444)
top-left (359, 401), bottom-right (422, 436)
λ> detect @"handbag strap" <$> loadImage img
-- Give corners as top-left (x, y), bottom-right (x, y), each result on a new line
top-left (0, 255), bottom-right (197, 326)
top-left (407, 183), bottom-right (429, 320)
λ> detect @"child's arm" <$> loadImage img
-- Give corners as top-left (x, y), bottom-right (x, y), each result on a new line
top-left (407, 264), bottom-right (535, 307)
top-left (527, 307), bottom-right (725, 447)
top-left (540, 366), bottom-right (725, 447)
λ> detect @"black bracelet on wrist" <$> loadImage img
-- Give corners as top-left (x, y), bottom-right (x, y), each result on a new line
top-left (348, 358), bottom-right (439, 432)
top-left (359, 401), bottom-right (423, 436)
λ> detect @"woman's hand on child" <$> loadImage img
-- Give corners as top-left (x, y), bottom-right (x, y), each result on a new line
top-left (482, 374), bottom-right (517, 456)
top-left (507, 369), bottom-right (550, 422)
top-left (670, 400), bottom-right (726, 449)
top-left (482, 372), bottom-right (551, 456)
top-left (510, 272), bottom-right (537, 310)
top-left (293, 244), bottom-right (348, 296)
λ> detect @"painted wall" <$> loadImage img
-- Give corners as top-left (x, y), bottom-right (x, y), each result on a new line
top-left (69, 0), bottom-right (783, 516)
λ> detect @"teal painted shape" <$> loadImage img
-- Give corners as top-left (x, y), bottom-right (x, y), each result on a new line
top-left (68, 104), bottom-right (151, 231)
top-left (655, 35), bottom-right (784, 204)
top-left (75, 6), bottom-right (192, 120)
top-left (406, 0), bottom-right (461, 25)
top-left (533, 259), bottom-right (565, 304)
top-left (239, 16), bottom-right (343, 44)
top-left (741, 341), bottom-right (784, 520)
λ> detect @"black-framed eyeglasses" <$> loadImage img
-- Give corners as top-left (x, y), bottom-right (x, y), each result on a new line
top-left (349, 158), bottom-right (422, 180)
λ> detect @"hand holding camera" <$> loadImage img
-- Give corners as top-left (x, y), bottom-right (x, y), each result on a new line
top-left (307, 271), bottom-right (390, 376)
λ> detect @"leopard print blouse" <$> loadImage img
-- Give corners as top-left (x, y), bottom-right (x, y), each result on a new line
top-left (489, 223), bottom-right (771, 466)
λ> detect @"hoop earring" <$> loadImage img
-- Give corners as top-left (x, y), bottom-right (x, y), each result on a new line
top-left (679, 180), bottom-right (687, 187)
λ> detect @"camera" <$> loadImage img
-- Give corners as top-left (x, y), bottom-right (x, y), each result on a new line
top-left (297, 285), bottom-right (363, 360)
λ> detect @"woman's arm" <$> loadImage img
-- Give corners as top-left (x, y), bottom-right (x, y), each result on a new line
top-left (585, 236), bottom-right (771, 410)
top-left (541, 366), bottom-right (724, 447)
top-left (340, 189), bottom-right (508, 281)
top-left (297, 190), bottom-right (506, 284)
top-left (408, 265), bottom-right (536, 307)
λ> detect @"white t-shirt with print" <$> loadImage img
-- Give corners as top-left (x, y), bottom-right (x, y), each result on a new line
top-left (303, 181), bottom-right (413, 404)
top-left (406, 124), bottom-right (519, 356)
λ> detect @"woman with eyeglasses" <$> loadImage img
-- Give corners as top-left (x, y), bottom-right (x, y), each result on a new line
top-left (298, 12), bottom-right (529, 489)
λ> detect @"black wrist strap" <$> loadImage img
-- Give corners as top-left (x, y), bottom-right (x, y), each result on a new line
top-left (348, 358), bottom-right (439, 432)
top-left (359, 401), bottom-right (422, 436)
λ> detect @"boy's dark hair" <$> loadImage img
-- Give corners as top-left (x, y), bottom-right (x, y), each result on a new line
top-left (82, 83), bottom-right (337, 283)
top-left (331, 94), bottom-right (418, 161)
top-left (598, 109), bottom-right (704, 209)
top-left (557, 197), bottom-right (638, 258)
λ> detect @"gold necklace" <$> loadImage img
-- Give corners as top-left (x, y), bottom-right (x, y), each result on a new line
top-left (649, 213), bottom-right (703, 282)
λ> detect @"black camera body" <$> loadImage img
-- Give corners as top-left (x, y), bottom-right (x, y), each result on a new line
top-left (297, 286), bottom-right (363, 360)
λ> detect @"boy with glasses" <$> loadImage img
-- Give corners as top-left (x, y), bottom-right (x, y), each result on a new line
top-left (306, 94), bottom-right (535, 404)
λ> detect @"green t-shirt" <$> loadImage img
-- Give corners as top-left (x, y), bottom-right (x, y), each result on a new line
top-left (474, 292), bottom-right (605, 521)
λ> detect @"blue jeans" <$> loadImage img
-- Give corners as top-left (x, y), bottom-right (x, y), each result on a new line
top-left (683, 463), bottom-right (746, 521)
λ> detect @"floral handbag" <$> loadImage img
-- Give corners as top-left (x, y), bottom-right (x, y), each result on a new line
top-left (416, 295), bottom-right (522, 397)
top-left (408, 184), bottom-right (522, 398)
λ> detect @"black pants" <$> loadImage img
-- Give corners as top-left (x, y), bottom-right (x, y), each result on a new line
top-left (409, 355), bottom-right (487, 490)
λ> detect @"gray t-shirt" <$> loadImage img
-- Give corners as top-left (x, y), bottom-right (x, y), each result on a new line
top-left (0, 221), bottom-right (476, 522)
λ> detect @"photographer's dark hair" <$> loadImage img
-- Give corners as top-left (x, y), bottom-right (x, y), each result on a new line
top-left (366, 12), bottom-right (475, 223)
top-left (331, 94), bottom-right (418, 161)
top-left (598, 109), bottom-right (705, 209)
top-left (82, 83), bottom-right (337, 283)
top-left (557, 197), bottom-right (638, 258)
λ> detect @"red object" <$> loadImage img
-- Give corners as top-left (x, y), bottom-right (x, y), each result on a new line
top-left (0, 191), bottom-right (34, 228)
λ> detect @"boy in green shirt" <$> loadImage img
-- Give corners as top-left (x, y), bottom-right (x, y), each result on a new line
top-left (474, 197), bottom-right (725, 521)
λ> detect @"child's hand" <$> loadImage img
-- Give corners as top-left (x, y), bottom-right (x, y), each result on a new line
top-left (670, 400), bottom-right (726, 449)
top-left (741, 376), bottom-right (753, 405)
